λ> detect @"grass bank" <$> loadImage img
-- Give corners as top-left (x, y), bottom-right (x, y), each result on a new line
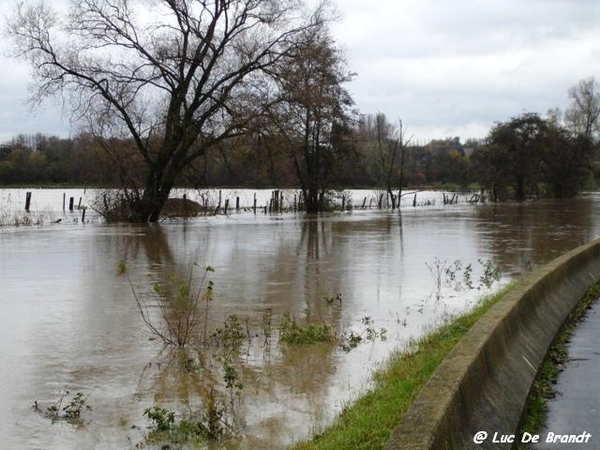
top-left (517, 279), bottom-right (600, 449)
top-left (289, 283), bottom-right (517, 450)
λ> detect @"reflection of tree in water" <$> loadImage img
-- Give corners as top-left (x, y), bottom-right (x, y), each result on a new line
top-left (300, 216), bottom-right (331, 260)
top-left (110, 224), bottom-right (174, 268)
top-left (297, 218), bottom-right (346, 325)
top-left (136, 348), bottom-right (218, 404)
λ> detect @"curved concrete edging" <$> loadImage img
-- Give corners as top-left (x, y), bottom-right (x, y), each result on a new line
top-left (385, 238), bottom-right (600, 450)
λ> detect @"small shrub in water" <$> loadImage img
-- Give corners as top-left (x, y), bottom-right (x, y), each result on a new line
top-left (144, 399), bottom-right (230, 446)
top-left (463, 263), bottom-right (473, 289)
top-left (278, 312), bottom-right (335, 345)
top-left (130, 264), bottom-right (215, 347)
top-left (339, 317), bottom-right (387, 352)
top-left (210, 314), bottom-right (246, 351)
top-left (34, 391), bottom-right (91, 424)
top-left (425, 257), bottom-right (501, 297)
top-left (223, 364), bottom-right (243, 392)
top-left (362, 316), bottom-right (387, 341)
top-left (144, 406), bottom-right (175, 432)
top-left (339, 331), bottom-right (363, 352)
top-left (324, 292), bottom-right (342, 305)
top-left (479, 258), bottom-right (501, 288)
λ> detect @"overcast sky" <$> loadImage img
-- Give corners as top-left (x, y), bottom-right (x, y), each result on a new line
top-left (2, 0), bottom-right (600, 143)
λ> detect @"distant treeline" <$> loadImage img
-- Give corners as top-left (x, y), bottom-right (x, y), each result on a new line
top-left (0, 134), bottom-right (116, 186)
top-left (1, 111), bottom-right (598, 200)
top-left (0, 130), bottom-right (478, 188)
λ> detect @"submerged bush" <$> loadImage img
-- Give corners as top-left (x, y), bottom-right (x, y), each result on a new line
top-left (210, 314), bottom-right (247, 351)
top-left (33, 391), bottom-right (92, 425)
top-left (278, 313), bottom-right (336, 345)
top-left (143, 389), bottom-right (233, 446)
top-left (130, 264), bottom-right (215, 347)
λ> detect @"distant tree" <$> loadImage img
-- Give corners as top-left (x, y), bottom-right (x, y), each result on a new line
top-left (470, 143), bottom-right (512, 201)
top-left (422, 137), bottom-right (471, 188)
top-left (358, 113), bottom-right (410, 208)
top-left (543, 128), bottom-right (594, 198)
top-left (486, 113), bottom-right (548, 201)
top-left (546, 107), bottom-right (563, 127)
top-left (474, 113), bottom-right (593, 201)
top-left (564, 77), bottom-right (600, 141)
top-left (374, 113), bottom-right (395, 205)
top-left (269, 23), bottom-right (354, 212)
top-left (435, 148), bottom-right (470, 187)
top-left (9, 0), bottom-right (327, 221)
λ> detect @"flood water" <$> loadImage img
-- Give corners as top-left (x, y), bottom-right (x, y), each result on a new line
top-left (1, 189), bottom-right (600, 449)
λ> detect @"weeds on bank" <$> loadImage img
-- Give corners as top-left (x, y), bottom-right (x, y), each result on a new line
top-left (426, 258), bottom-right (501, 300)
top-left (278, 312), bottom-right (388, 351)
top-left (339, 316), bottom-right (388, 352)
top-left (290, 283), bottom-right (517, 450)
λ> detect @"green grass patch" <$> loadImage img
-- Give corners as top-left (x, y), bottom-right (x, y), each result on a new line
top-left (517, 280), bottom-right (600, 449)
top-left (289, 283), bottom-right (517, 450)
top-left (279, 312), bottom-right (336, 345)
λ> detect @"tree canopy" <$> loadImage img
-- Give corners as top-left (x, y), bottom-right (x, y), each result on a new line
top-left (8, 0), bottom-right (331, 221)
top-left (267, 24), bottom-right (354, 212)
top-left (472, 113), bottom-right (594, 201)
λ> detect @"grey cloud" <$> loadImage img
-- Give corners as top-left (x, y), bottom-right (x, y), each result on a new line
top-left (1, 0), bottom-right (600, 142)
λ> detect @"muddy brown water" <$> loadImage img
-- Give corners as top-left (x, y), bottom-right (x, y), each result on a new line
top-left (1, 192), bottom-right (599, 449)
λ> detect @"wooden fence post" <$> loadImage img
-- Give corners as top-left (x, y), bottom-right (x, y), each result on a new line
top-left (25, 192), bottom-right (32, 212)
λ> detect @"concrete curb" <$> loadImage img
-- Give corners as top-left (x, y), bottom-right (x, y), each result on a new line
top-left (385, 239), bottom-right (600, 450)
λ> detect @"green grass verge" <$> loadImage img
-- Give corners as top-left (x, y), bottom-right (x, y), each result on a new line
top-left (516, 279), bottom-right (600, 449)
top-left (289, 283), bottom-right (517, 450)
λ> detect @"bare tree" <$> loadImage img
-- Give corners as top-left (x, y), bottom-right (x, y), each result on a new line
top-left (364, 113), bottom-right (411, 209)
top-left (395, 119), bottom-right (411, 203)
top-left (565, 77), bottom-right (600, 140)
top-left (374, 112), bottom-right (393, 205)
top-left (8, 0), bottom-right (324, 222)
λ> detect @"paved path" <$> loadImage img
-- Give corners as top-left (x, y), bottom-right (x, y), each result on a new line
top-left (531, 300), bottom-right (600, 450)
